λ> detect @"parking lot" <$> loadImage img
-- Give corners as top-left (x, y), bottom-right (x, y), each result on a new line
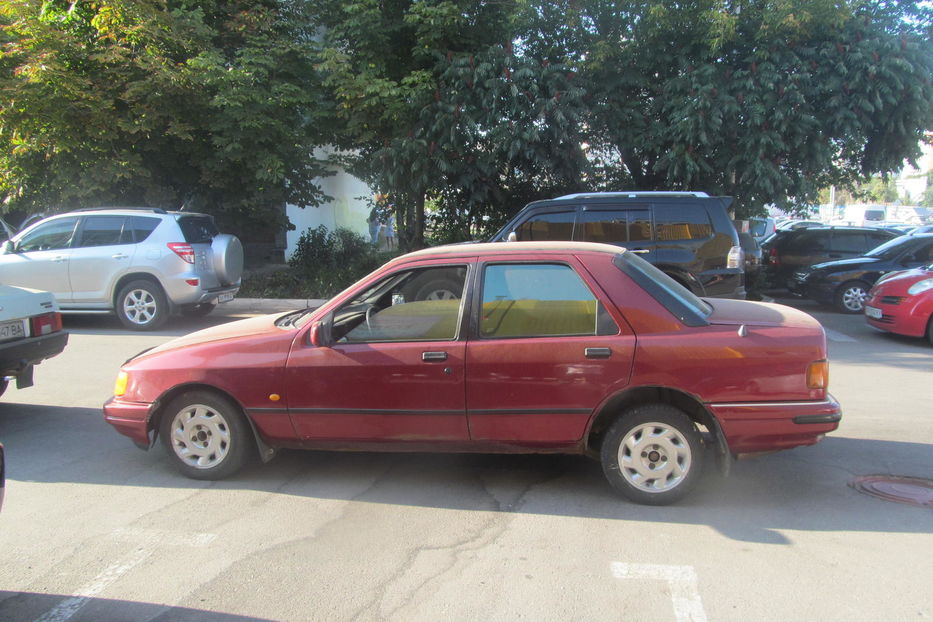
top-left (1, 296), bottom-right (931, 622)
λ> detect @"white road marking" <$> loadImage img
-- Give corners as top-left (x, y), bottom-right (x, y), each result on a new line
top-left (825, 328), bottom-right (857, 342)
top-left (611, 561), bottom-right (708, 622)
top-left (32, 528), bottom-right (217, 622)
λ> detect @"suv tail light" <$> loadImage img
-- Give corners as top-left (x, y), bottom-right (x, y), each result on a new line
top-left (167, 243), bottom-right (195, 264)
top-left (30, 312), bottom-right (62, 336)
top-left (768, 248), bottom-right (780, 265)
top-left (727, 245), bottom-right (744, 270)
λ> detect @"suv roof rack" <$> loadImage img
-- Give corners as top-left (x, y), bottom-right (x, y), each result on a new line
top-left (70, 207), bottom-right (168, 214)
top-left (553, 191), bottom-right (711, 200)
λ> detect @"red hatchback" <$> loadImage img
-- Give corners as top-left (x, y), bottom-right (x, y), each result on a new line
top-left (104, 242), bottom-right (841, 504)
top-left (864, 264), bottom-right (933, 344)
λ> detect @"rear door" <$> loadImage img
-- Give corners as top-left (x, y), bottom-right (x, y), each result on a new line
top-left (465, 258), bottom-right (635, 445)
top-left (175, 215), bottom-right (221, 288)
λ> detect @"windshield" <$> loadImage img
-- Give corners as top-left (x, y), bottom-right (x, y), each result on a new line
top-left (865, 236), bottom-right (911, 259)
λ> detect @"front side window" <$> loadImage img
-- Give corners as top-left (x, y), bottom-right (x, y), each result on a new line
top-left (654, 205), bottom-right (713, 241)
top-left (515, 211), bottom-right (575, 241)
top-left (334, 265), bottom-right (467, 343)
top-left (79, 216), bottom-right (128, 247)
top-left (578, 209), bottom-right (652, 244)
top-left (16, 218), bottom-right (79, 252)
top-left (480, 263), bottom-right (616, 338)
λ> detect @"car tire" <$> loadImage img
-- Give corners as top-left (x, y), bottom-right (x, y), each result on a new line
top-left (414, 277), bottom-right (462, 301)
top-left (834, 280), bottom-right (871, 314)
top-left (116, 279), bottom-right (169, 330)
top-left (179, 303), bottom-right (217, 318)
top-left (600, 404), bottom-right (704, 505)
top-left (159, 390), bottom-right (253, 480)
top-left (926, 316), bottom-right (933, 346)
top-left (0, 379), bottom-right (6, 398)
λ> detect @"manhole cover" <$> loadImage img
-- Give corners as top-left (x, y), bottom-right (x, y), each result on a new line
top-left (850, 475), bottom-right (933, 508)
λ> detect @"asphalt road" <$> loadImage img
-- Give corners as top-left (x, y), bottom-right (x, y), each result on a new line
top-left (0, 297), bottom-right (931, 622)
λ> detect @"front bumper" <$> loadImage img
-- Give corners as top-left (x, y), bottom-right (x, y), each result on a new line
top-left (864, 293), bottom-right (930, 337)
top-left (103, 396), bottom-right (155, 448)
top-left (707, 395), bottom-right (842, 455)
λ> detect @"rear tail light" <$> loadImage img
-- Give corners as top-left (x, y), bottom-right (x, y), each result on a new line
top-left (167, 243), bottom-right (195, 264)
top-left (727, 245), bottom-right (744, 270)
top-left (806, 360), bottom-right (829, 390)
top-left (30, 312), bottom-right (62, 336)
top-left (768, 248), bottom-right (780, 265)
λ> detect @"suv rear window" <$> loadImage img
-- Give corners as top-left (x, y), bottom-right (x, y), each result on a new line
top-left (177, 216), bottom-right (218, 243)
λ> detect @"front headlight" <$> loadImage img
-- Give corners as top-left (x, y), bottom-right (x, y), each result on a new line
top-left (907, 279), bottom-right (933, 296)
top-left (114, 370), bottom-right (129, 397)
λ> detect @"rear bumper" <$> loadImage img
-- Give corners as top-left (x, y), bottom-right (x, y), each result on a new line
top-left (707, 395), bottom-right (841, 455)
top-left (0, 331), bottom-right (69, 382)
top-left (103, 396), bottom-right (154, 447)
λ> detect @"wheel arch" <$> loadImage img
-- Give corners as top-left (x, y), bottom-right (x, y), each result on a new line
top-left (147, 382), bottom-right (273, 462)
top-left (585, 385), bottom-right (731, 473)
top-left (111, 271), bottom-right (165, 309)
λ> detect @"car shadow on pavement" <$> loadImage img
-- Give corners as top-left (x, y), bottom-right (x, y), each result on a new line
top-left (61, 313), bottom-right (250, 337)
top-left (2, 400), bottom-right (930, 545)
top-left (0, 591), bottom-right (275, 622)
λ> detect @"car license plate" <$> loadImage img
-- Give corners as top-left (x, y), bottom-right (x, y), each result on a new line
top-left (0, 320), bottom-right (26, 343)
top-left (217, 292), bottom-right (234, 304)
top-left (864, 305), bottom-right (882, 319)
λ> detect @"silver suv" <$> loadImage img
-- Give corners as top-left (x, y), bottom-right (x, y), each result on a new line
top-left (0, 208), bottom-right (243, 330)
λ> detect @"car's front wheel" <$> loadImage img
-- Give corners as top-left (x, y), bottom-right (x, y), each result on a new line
top-left (160, 390), bottom-right (253, 480)
top-left (834, 280), bottom-right (871, 313)
top-left (116, 279), bottom-right (169, 330)
top-left (600, 404), bottom-right (704, 505)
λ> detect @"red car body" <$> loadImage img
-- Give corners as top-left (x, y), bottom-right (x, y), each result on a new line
top-left (864, 265), bottom-right (933, 342)
top-left (104, 242), bottom-right (840, 502)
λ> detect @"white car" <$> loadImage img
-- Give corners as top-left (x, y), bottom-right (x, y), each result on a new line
top-left (0, 285), bottom-right (68, 397)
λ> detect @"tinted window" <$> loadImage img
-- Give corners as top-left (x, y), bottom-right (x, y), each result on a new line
top-left (867, 231), bottom-right (895, 248)
top-left (479, 263), bottom-right (616, 338)
top-left (337, 266), bottom-right (467, 343)
top-left (16, 218), bottom-right (79, 252)
top-left (129, 216), bottom-right (161, 243)
top-left (906, 241), bottom-right (933, 264)
top-left (515, 211), bottom-right (575, 241)
top-left (786, 230), bottom-right (830, 252)
top-left (831, 231), bottom-right (867, 253)
top-left (579, 209), bottom-right (651, 244)
top-left (177, 216), bottom-right (218, 243)
top-left (654, 205), bottom-right (713, 241)
top-left (79, 216), bottom-right (128, 247)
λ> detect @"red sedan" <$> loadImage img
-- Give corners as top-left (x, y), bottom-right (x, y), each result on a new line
top-left (864, 264), bottom-right (933, 344)
top-left (104, 242), bottom-right (841, 505)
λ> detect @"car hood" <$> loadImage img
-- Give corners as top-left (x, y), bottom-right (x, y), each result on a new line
top-left (874, 266), bottom-right (933, 288)
top-left (142, 313), bottom-right (293, 357)
top-left (705, 298), bottom-right (822, 330)
top-left (811, 256), bottom-right (879, 271)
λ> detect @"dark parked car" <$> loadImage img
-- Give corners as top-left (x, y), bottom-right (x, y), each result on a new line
top-left (104, 241), bottom-right (840, 505)
top-left (790, 234), bottom-right (933, 312)
top-left (490, 192), bottom-right (746, 298)
top-left (761, 226), bottom-right (900, 289)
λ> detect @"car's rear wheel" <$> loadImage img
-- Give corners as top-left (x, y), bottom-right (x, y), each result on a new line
top-left (179, 303), bottom-right (216, 318)
top-left (0, 379), bottom-right (7, 398)
top-left (160, 390), bottom-right (253, 480)
top-left (116, 279), bottom-right (169, 330)
top-left (600, 404), bottom-right (703, 505)
top-left (926, 316), bottom-right (933, 346)
top-left (834, 280), bottom-right (870, 313)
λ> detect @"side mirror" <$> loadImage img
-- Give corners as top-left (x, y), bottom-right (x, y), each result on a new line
top-left (506, 231), bottom-right (518, 242)
top-left (308, 313), bottom-right (333, 347)
top-left (1, 240), bottom-right (14, 254)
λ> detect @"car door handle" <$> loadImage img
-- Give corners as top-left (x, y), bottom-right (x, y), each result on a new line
top-left (585, 347), bottom-right (612, 359)
top-left (112, 253), bottom-right (129, 260)
top-left (422, 351), bottom-right (448, 362)
top-left (52, 256), bottom-right (68, 263)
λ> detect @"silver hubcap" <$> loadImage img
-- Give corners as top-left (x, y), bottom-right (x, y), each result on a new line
top-left (619, 422), bottom-right (692, 493)
top-left (123, 289), bottom-right (158, 325)
top-left (169, 404), bottom-right (231, 469)
top-left (842, 286), bottom-right (867, 311)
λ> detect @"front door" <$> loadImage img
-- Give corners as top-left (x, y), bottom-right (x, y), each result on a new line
top-left (0, 217), bottom-right (79, 302)
top-left (285, 264), bottom-right (471, 442)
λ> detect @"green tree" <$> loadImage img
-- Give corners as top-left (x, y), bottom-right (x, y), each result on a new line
top-left (0, 0), bottom-right (331, 230)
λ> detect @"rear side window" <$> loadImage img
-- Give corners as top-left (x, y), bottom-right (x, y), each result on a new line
top-left (654, 205), bottom-right (713, 241)
top-left (79, 216), bottom-right (128, 247)
top-left (515, 211), bottom-right (575, 241)
top-left (177, 216), bottom-right (218, 243)
top-left (831, 231), bottom-right (867, 253)
top-left (578, 209), bottom-right (652, 244)
top-left (786, 230), bottom-right (830, 252)
top-left (479, 263), bottom-right (617, 338)
top-left (129, 216), bottom-right (161, 243)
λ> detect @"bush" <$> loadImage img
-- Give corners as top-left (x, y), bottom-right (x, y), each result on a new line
top-left (240, 226), bottom-right (397, 299)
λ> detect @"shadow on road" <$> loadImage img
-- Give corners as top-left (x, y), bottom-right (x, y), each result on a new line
top-left (2, 400), bottom-right (930, 545)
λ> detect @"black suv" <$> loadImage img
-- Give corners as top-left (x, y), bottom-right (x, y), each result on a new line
top-left (761, 226), bottom-right (900, 289)
top-left (490, 192), bottom-right (745, 298)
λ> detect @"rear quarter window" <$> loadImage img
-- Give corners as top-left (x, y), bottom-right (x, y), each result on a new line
top-left (129, 216), bottom-right (161, 243)
top-left (177, 216), bottom-right (218, 243)
top-left (653, 205), bottom-right (713, 241)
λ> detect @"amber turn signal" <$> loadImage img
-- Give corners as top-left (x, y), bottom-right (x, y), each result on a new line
top-left (114, 371), bottom-right (128, 397)
top-left (806, 360), bottom-right (829, 389)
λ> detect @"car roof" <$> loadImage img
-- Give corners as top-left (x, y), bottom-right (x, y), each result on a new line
top-left (39, 207), bottom-right (212, 219)
top-left (398, 240), bottom-right (627, 262)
